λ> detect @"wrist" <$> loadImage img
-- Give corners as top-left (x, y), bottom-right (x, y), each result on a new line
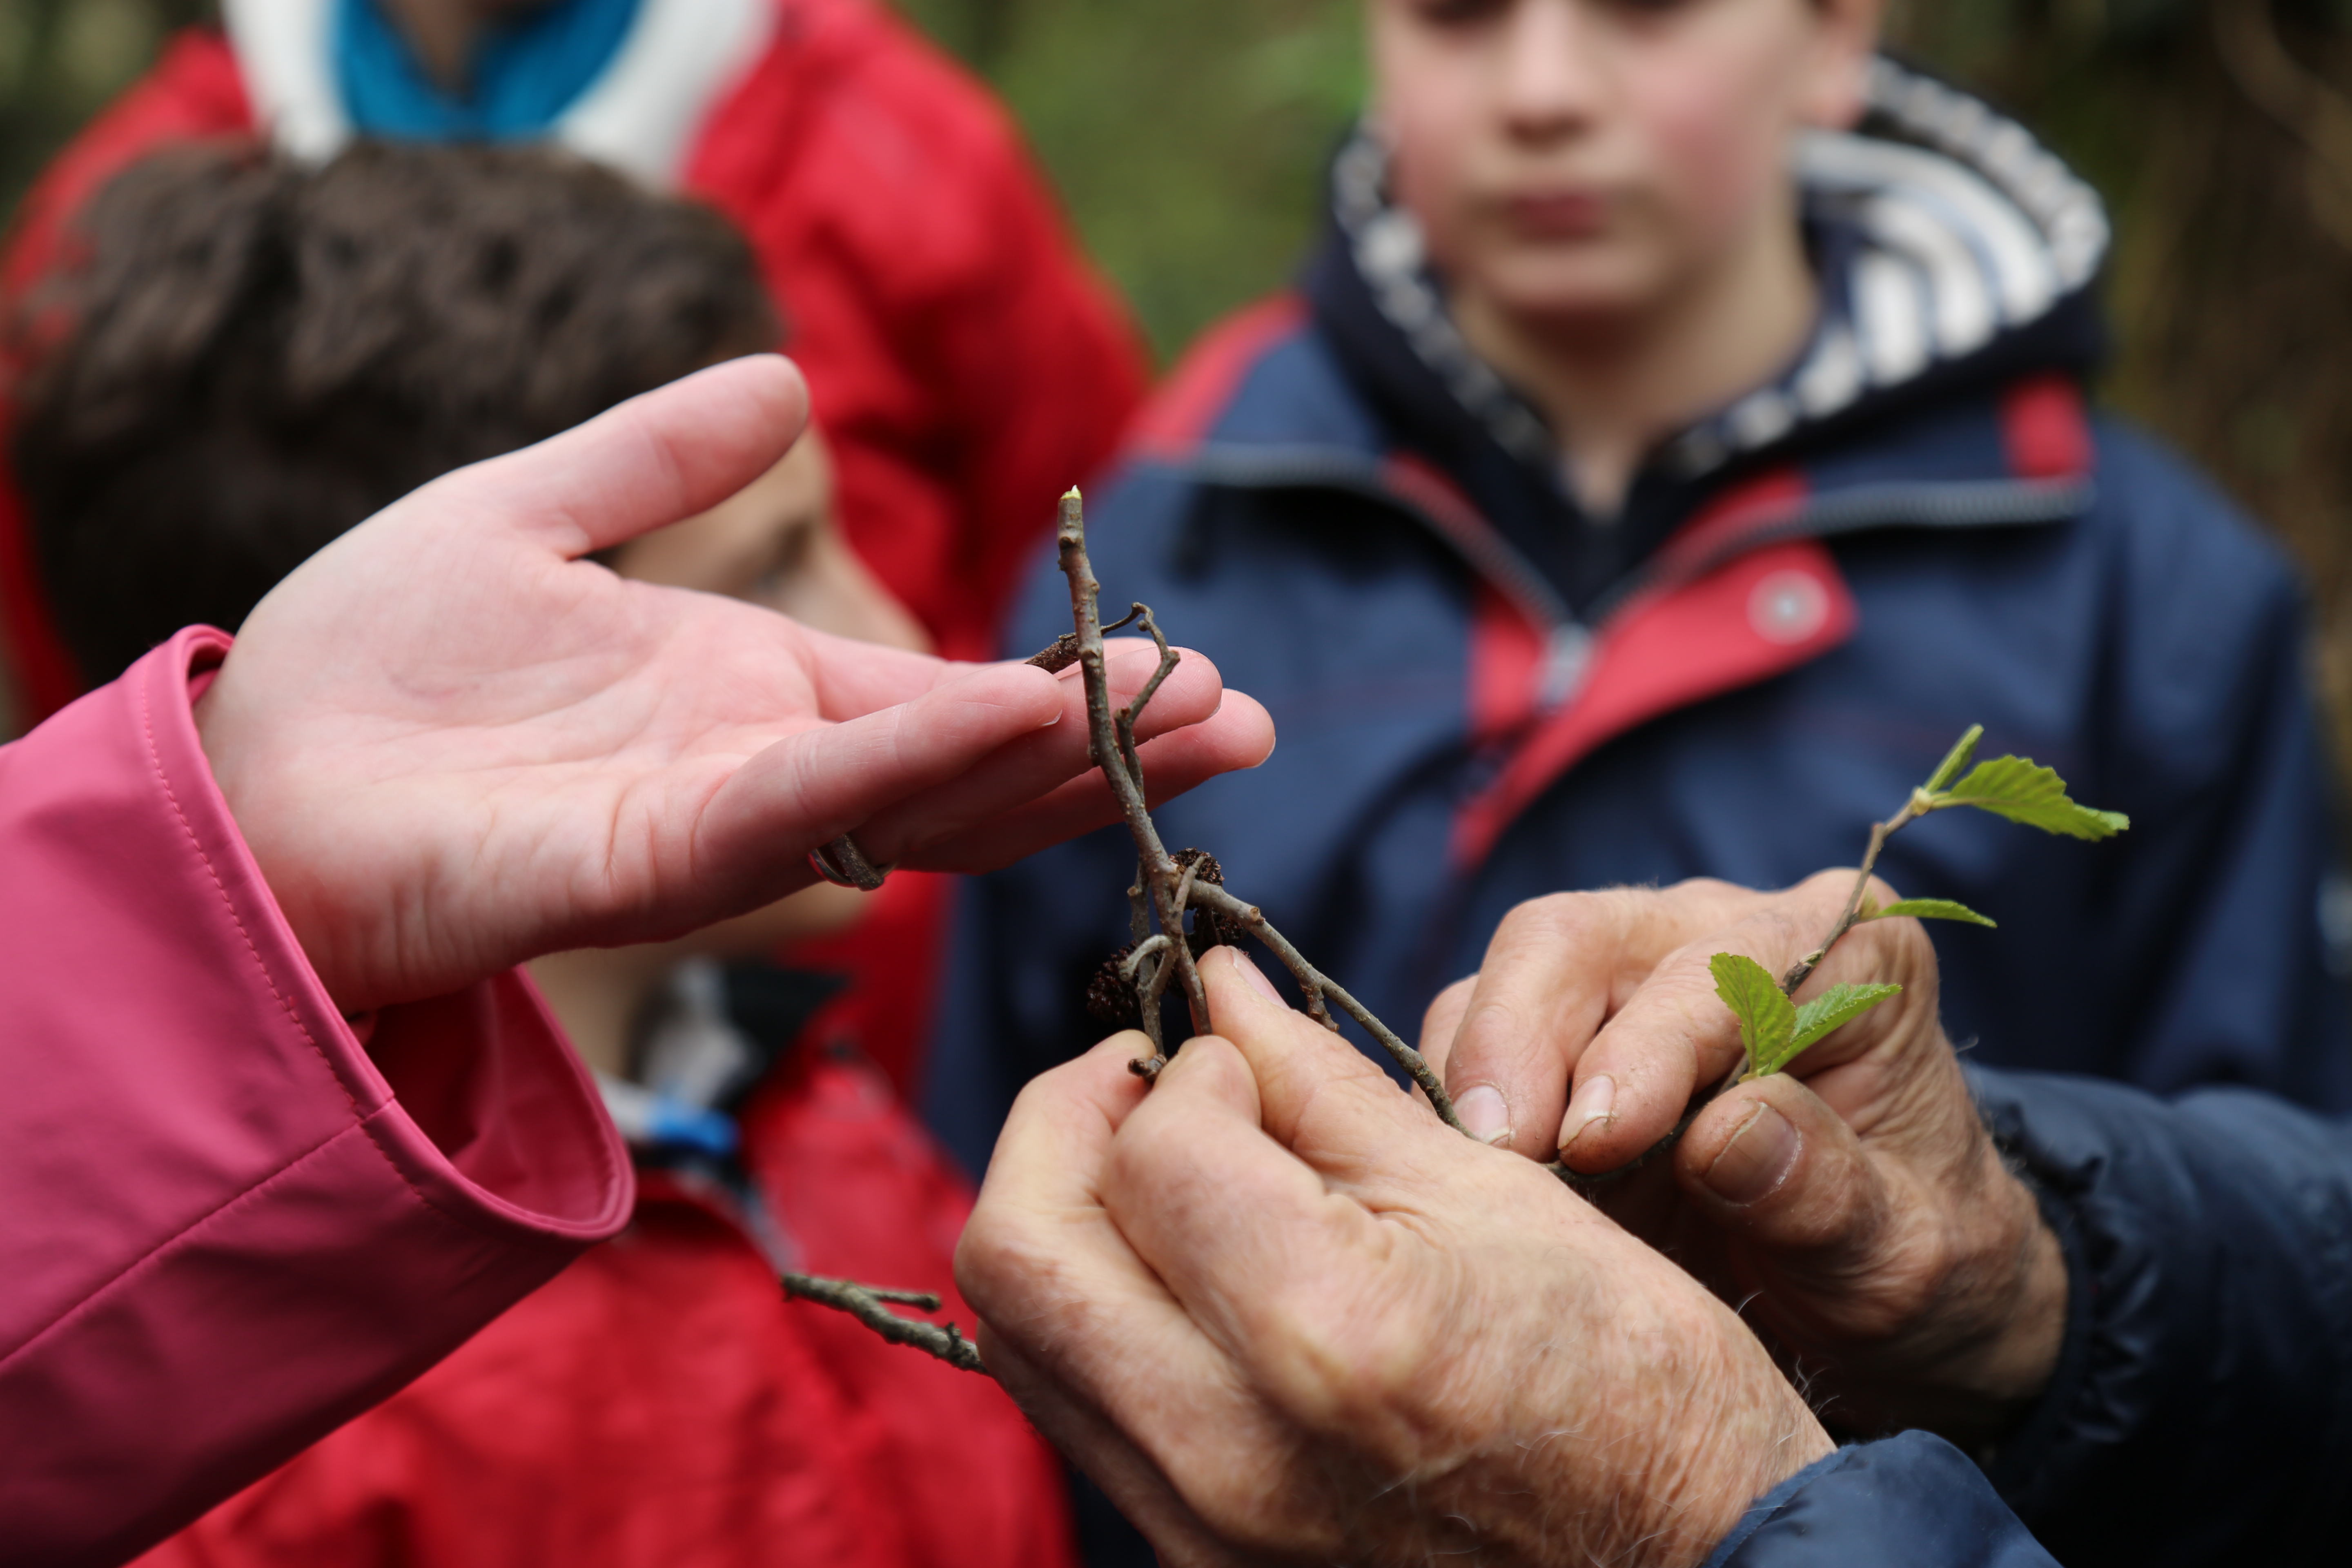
top-left (1891, 1149), bottom-right (2069, 1449)
top-left (1622, 1301), bottom-right (1838, 1568)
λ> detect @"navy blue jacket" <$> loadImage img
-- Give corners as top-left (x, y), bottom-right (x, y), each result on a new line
top-left (928, 61), bottom-right (2350, 1184)
top-left (1706, 1066), bottom-right (2352, 1566)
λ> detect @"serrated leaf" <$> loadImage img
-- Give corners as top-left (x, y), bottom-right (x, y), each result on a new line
top-left (1710, 952), bottom-right (1794, 1078)
top-left (1865, 898), bottom-right (1998, 929)
top-left (1770, 982), bottom-right (1904, 1074)
top-left (1932, 755), bottom-right (2131, 840)
top-left (1921, 725), bottom-right (1984, 795)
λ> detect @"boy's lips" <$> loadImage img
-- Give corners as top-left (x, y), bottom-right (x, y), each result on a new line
top-left (1502, 190), bottom-right (1610, 239)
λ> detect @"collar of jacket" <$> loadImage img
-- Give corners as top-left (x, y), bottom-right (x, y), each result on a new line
top-left (1298, 55), bottom-right (2109, 595)
top-left (224, 0), bottom-right (777, 187)
top-left (1124, 305), bottom-right (2099, 874)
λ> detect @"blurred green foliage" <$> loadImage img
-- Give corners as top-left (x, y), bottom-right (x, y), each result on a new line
top-left (0, 0), bottom-right (216, 211)
top-left (899, 0), bottom-right (1364, 363)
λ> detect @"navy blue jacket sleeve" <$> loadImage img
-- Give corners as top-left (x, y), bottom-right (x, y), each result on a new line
top-left (1702, 1067), bottom-right (2352, 1567)
top-left (1702, 1434), bottom-right (2058, 1568)
top-left (1968, 1067), bottom-right (2352, 1564)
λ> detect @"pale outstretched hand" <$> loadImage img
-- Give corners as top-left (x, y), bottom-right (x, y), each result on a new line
top-left (196, 356), bottom-right (1274, 1012)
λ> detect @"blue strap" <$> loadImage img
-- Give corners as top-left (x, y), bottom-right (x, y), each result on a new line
top-left (336, 0), bottom-right (644, 142)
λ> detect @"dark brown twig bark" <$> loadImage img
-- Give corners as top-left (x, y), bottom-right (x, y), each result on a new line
top-left (782, 1273), bottom-right (987, 1375)
top-left (1051, 490), bottom-right (1207, 1078)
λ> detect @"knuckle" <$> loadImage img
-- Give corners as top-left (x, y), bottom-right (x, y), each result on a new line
top-left (1496, 889), bottom-right (1606, 951)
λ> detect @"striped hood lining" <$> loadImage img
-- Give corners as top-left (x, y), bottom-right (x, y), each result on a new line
top-left (1333, 57), bottom-right (2111, 482)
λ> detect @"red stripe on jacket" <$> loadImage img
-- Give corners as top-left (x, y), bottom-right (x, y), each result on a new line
top-left (1453, 471), bottom-right (1857, 869)
top-left (1126, 294), bottom-right (1310, 461)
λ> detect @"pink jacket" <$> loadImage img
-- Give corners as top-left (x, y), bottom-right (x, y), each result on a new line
top-left (0, 628), bottom-right (633, 1568)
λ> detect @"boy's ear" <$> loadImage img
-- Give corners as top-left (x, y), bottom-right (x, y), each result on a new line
top-left (1797, 0), bottom-right (1884, 131)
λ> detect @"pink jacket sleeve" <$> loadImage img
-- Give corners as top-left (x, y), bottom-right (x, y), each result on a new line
top-left (0, 629), bottom-right (634, 1568)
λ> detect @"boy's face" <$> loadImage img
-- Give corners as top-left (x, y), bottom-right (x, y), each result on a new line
top-left (1368, 0), bottom-right (1878, 324)
top-left (606, 425), bottom-right (931, 656)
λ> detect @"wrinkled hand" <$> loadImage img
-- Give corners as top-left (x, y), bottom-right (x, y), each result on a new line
top-left (1426, 874), bottom-right (2067, 1446)
top-left (196, 357), bottom-right (1274, 1012)
top-left (959, 947), bottom-right (1832, 1568)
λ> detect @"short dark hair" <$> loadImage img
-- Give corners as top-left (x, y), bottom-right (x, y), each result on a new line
top-left (14, 139), bottom-right (781, 684)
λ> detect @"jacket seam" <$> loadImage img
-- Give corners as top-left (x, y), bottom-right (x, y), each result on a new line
top-left (137, 662), bottom-right (489, 1239)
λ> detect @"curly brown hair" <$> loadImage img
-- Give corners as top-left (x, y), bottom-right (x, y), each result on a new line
top-left (13, 138), bottom-right (781, 684)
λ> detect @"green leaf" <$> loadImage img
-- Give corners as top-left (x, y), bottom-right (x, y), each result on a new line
top-left (1864, 898), bottom-right (1998, 929)
top-left (1710, 952), bottom-right (1794, 1078)
top-left (1776, 983), bottom-right (1904, 1072)
top-left (1920, 725), bottom-right (1984, 795)
top-left (1931, 755), bottom-right (2131, 840)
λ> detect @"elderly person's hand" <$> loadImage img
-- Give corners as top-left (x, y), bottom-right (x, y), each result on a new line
top-left (1426, 874), bottom-right (2068, 1447)
top-left (196, 355), bottom-right (1274, 1012)
top-left (958, 946), bottom-right (1833, 1568)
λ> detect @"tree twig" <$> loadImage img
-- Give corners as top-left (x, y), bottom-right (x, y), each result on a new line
top-left (1778, 796), bottom-right (1925, 995)
top-left (783, 1273), bottom-right (988, 1375)
top-left (1186, 883), bottom-right (1470, 1136)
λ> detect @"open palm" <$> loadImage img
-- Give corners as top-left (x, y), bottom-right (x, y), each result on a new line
top-left (196, 357), bottom-right (1273, 1012)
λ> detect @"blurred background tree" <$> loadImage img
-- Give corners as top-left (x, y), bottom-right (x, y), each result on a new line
top-left (7, 0), bottom-right (2352, 764)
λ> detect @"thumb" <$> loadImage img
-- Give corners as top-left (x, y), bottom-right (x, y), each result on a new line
top-left (461, 354), bottom-right (811, 557)
top-left (1196, 946), bottom-right (1461, 1188)
top-left (1672, 1072), bottom-right (1891, 1281)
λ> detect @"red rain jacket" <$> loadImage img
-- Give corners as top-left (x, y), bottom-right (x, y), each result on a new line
top-left (131, 1047), bottom-right (1075, 1568)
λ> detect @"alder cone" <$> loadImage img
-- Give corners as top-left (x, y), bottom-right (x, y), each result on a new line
top-left (1174, 849), bottom-right (1248, 953)
top-left (1086, 944), bottom-right (1143, 1030)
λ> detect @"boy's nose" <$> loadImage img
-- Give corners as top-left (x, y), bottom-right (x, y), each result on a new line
top-left (1497, 0), bottom-right (1611, 139)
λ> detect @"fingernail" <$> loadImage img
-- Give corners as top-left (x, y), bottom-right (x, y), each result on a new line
top-left (1456, 1085), bottom-right (1510, 1146)
top-left (1559, 1075), bottom-right (1615, 1155)
top-left (1228, 948), bottom-right (1284, 1005)
top-left (1706, 1102), bottom-right (1800, 1206)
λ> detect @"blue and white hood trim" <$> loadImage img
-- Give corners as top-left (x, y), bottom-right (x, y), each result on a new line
top-left (1334, 56), bottom-right (2111, 481)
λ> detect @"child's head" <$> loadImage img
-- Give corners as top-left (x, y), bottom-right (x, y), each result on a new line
top-left (16, 139), bottom-right (922, 683)
top-left (1365, 0), bottom-right (1880, 327)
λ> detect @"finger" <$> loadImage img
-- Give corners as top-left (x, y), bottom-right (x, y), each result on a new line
top-left (1439, 883), bottom-right (1762, 1162)
top-left (1106, 1029), bottom-right (1429, 1452)
top-left (900, 694), bottom-right (1275, 872)
top-left (1416, 977), bottom-right (1475, 1082)
top-left (1194, 948), bottom-right (1454, 1185)
top-left (860, 644), bottom-right (1265, 864)
top-left (1556, 871), bottom-right (1865, 1172)
top-left (692, 659), bottom-right (1067, 903)
top-left (461, 356), bottom-right (811, 556)
top-left (805, 633), bottom-right (1190, 726)
top-left (955, 1037), bottom-right (1254, 1498)
top-left (1673, 1073), bottom-right (1890, 1270)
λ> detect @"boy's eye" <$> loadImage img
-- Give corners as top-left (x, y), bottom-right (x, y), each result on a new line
top-left (746, 522), bottom-right (817, 605)
top-left (1410, 0), bottom-right (1511, 27)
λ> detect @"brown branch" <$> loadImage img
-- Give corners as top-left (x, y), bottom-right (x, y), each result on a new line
top-left (1187, 883), bottom-right (1470, 1138)
top-left (1778, 795), bottom-right (1925, 996)
top-left (783, 1273), bottom-right (989, 1376)
top-left (1053, 490), bottom-right (1211, 1077)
